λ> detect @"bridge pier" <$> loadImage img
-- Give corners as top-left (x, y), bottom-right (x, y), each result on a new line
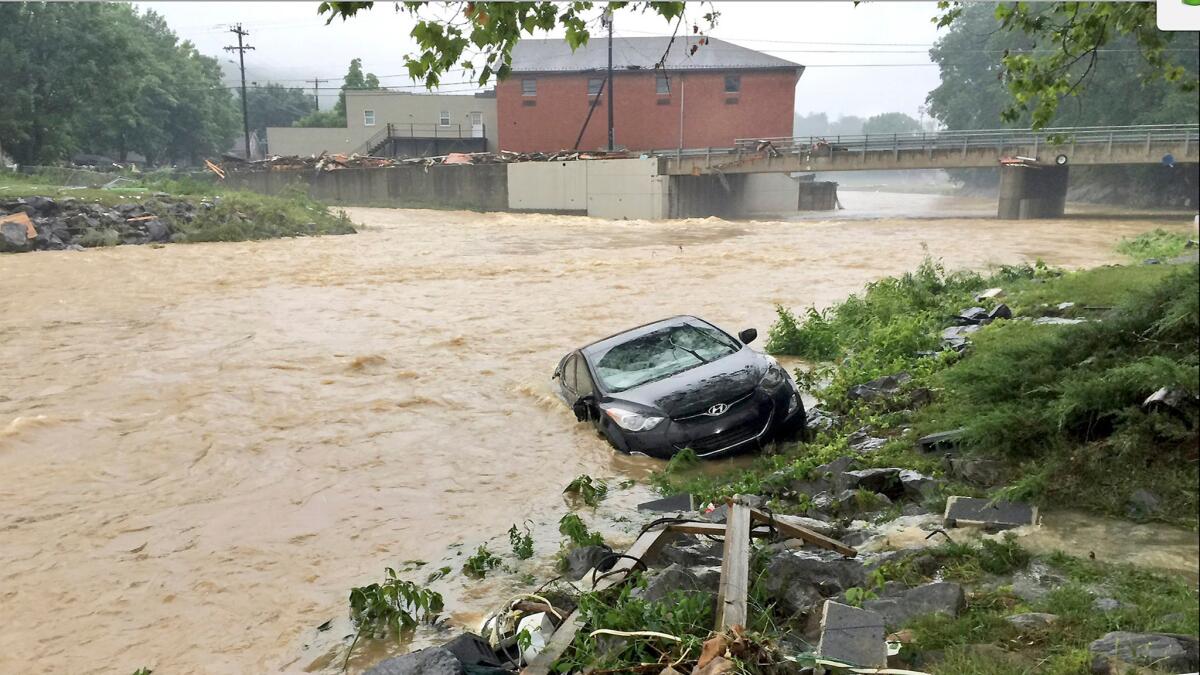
top-left (997, 164), bottom-right (1070, 218)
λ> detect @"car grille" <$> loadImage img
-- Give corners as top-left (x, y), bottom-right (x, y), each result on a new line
top-left (673, 404), bottom-right (773, 457)
top-left (672, 390), bottom-right (755, 422)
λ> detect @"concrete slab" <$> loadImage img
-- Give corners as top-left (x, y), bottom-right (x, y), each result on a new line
top-left (637, 493), bottom-right (695, 513)
top-left (816, 600), bottom-right (888, 668)
top-left (944, 496), bottom-right (1039, 529)
top-left (917, 428), bottom-right (966, 453)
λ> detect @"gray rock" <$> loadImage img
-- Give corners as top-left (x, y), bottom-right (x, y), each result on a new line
top-left (440, 633), bottom-right (502, 668)
top-left (862, 581), bottom-right (965, 628)
top-left (763, 549), bottom-right (867, 601)
top-left (947, 458), bottom-right (1005, 486)
top-left (839, 468), bottom-right (901, 495)
top-left (1006, 612), bottom-right (1059, 630)
top-left (1088, 632), bottom-right (1200, 673)
top-left (1, 220), bottom-right (31, 253)
top-left (815, 456), bottom-right (859, 478)
top-left (847, 431), bottom-right (888, 454)
top-left (898, 470), bottom-right (941, 502)
top-left (562, 544), bottom-right (613, 581)
top-left (1126, 489), bottom-right (1162, 519)
top-left (917, 428), bottom-right (966, 454)
top-left (365, 647), bottom-right (464, 675)
top-left (807, 407), bottom-right (839, 433)
top-left (1093, 597), bottom-right (1122, 612)
top-left (817, 601), bottom-right (888, 668)
top-left (847, 372), bottom-right (911, 404)
top-left (988, 303), bottom-right (1013, 321)
top-left (636, 563), bottom-right (712, 603)
top-left (956, 307), bottom-right (990, 324)
top-left (1033, 316), bottom-right (1086, 325)
top-left (1010, 560), bottom-right (1070, 603)
top-left (146, 219), bottom-right (170, 242)
top-left (658, 537), bottom-right (723, 568)
top-left (833, 489), bottom-right (892, 516)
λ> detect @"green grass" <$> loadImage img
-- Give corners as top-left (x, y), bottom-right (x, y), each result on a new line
top-left (1, 170), bottom-right (356, 244)
top-left (1116, 228), bottom-right (1193, 261)
top-left (654, 255), bottom-right (1199, 527)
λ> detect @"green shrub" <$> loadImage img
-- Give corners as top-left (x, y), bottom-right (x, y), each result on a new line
top-left (1115, 228), bottom-right (1191, 261)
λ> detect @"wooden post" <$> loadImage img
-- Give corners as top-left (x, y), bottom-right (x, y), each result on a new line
top-left (715, 498), bottom-right (751, 631)
top-left (750, 508), bottom-right (858, 558)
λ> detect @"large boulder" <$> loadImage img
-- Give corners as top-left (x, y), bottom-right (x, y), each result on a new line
top-left (657, 536), bottom-right (723, 568)
top-left (1088, 632), bottom-right (1200, 674)
top-left (635, 563), bottom-right (716, 603)
top-left (862, 581), bottom-right (965, 628)
top-left (839, 468), bottom-right (902, 496)
top-left (762, 550), bottom-right (867, 613)
top-left (947, 457), bottom-right (1005, 486)
top-left (1, 220), bottom-right (32, 252)
top-left (847, 373), bottom-right (911, 404)
top-left (365, 647), bottom-right (464, 675)
top-left (898, 470), bottom-right (941, 502)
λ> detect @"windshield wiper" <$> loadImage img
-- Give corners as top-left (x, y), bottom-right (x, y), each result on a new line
top-left (668, 335), bottom-right (709, 364)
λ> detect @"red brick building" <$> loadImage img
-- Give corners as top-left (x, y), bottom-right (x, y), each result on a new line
top-left (496, 37), bottom-right (804, 153)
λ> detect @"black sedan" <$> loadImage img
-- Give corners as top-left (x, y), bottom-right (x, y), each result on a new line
top-left (553, 315), bottom-right (806, 459)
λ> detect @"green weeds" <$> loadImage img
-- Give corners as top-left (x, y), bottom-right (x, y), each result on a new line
top-left (563, 474), bottom-right (609, 507)
top-left (461, 544), bottom-right (501, 579)
top-left (1116, 228), bottom-right (1192, 261)
top-left (346, 569), bottom-right (443, 669)
top-left (558, 513), bottom-right (604, 548)
top-left (509, 523), bottom-right (534, 560)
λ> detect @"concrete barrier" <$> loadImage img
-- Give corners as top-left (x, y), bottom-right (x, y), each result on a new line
top-left (225, 164), bottom-right (508, 211)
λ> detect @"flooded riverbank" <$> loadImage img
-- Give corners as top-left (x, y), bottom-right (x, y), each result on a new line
top-left (1, 194), bottom-right (1195, 674)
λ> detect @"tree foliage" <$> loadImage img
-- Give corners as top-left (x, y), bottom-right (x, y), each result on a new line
top-left (318, 2), bottom-right (714, 88)
top-left (934, 2), bottom-right (1199, 128)
top-left (244, 83), bottom-right (315, 138)
top-left (293, 57), bottom-right (381, 128)
top-left (862, 112), bottom-right (923, 135)
top-left (0, 3), bottom-right (238, 165)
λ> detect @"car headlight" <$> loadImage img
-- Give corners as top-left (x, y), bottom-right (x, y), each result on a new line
top-left (761, 365), bottom-right (785, 387)
top-left (787, 392), bottom-right (801, 416)
top-left (605, 407), bottom-right (665, 432)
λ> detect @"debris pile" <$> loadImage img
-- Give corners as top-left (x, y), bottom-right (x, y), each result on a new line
top-left (0, 195), bottom-right (197, 252)
top-left (215, 149), bottom-right (637, 174)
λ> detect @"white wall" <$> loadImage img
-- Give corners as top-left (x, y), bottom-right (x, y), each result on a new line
top-left (506, 158), bottom-right (667, 219)
top-left (740, 173), bottom-right (801, 214)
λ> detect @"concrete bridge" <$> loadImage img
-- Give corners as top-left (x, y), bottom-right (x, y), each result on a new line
top-left (653, 124), bottom-right (1199, 218)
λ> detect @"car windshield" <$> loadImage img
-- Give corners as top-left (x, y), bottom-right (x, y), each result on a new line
top-left (593, 322), bottom-right (740, 392)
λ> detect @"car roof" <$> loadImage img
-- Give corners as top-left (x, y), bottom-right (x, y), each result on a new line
top-left (580, 315), bottom-right (714, 360)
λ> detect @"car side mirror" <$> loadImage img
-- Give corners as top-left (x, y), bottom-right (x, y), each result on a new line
top-left (739, 328), bottom-right (758, 344)
top-left (572, 395), bottom-right (595, 422)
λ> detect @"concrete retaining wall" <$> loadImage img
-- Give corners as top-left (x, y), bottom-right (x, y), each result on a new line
top-left (225, 164), bottom-right (509, 211)
top-left (507, 161), bottom-right (588, 213)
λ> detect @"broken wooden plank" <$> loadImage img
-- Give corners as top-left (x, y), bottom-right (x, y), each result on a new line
top-left (715, 499), bottom-right (751, 631)
top-left (665, 522), bottom-right (773, 538)
top-left (750, 507), bottom-right (857, 557)
top-left (521, 524), bottom-right (674, 675)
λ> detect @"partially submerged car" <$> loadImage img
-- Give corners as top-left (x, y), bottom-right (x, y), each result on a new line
top-left (553, 315), bottom-right (805, 459)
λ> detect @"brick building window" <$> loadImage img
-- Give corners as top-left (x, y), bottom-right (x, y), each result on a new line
top-left (656, 74), bottom-right (670, 94)
top-left (363, 109), bottom-right (376, 126)
top-left (588, 77), bottom-right (603, 97)
top-left (724, 75), bottom-right (741, 93)
top-left (522, 79), bottom-right (537, 96)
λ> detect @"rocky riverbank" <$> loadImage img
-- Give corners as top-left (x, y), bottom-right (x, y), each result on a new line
top-left (0, 192), bottom-right (355, 253)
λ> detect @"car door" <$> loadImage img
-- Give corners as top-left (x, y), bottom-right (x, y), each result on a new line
top-left (574, 353), bottom-right (599, 424)
top-left (557, 353), bottom-right (579, 404)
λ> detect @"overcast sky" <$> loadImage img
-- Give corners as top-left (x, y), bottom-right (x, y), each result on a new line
top-left (141, 1), bottom-right (948, 121)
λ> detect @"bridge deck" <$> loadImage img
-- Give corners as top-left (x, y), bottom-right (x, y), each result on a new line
top-left (655, 124), bottom-right (1200, 175)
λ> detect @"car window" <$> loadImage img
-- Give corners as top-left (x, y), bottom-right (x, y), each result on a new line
top-left (593, 322), bottom-right (740, 392)
top-left (575, 355), bottom-right (595, 397)
top-left (561, 354), bottom-right (578, 392)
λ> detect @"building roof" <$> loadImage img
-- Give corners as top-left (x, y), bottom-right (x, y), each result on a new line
top-left (510, 36), bottom-right (803, 74)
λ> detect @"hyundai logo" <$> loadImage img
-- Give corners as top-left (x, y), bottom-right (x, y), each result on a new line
top-left (706, 403), bottom-right (729, 416)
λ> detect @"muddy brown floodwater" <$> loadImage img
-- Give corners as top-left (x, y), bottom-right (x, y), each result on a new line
top-left (2, 193), bottom-right (1196, 674)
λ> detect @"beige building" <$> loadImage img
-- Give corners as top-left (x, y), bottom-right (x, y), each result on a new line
top-left (266, 89), bottom-right (498, 157)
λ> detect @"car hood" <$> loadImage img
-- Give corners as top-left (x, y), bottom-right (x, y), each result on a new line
top-left (607, 348), bottom-right (766, 418)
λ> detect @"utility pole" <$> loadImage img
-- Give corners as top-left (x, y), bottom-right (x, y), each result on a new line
top-left (605, 8), bottom-right (615, 152)
top-left (224, 24), bottom-right (255, 159)
top-left (310, 77), bottom-right (330, 112)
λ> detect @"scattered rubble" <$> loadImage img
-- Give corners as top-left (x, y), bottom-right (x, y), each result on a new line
top-left (846, 372), bottom-right (912, 404)
top-left (1, 195), bottom-right (190, 252)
